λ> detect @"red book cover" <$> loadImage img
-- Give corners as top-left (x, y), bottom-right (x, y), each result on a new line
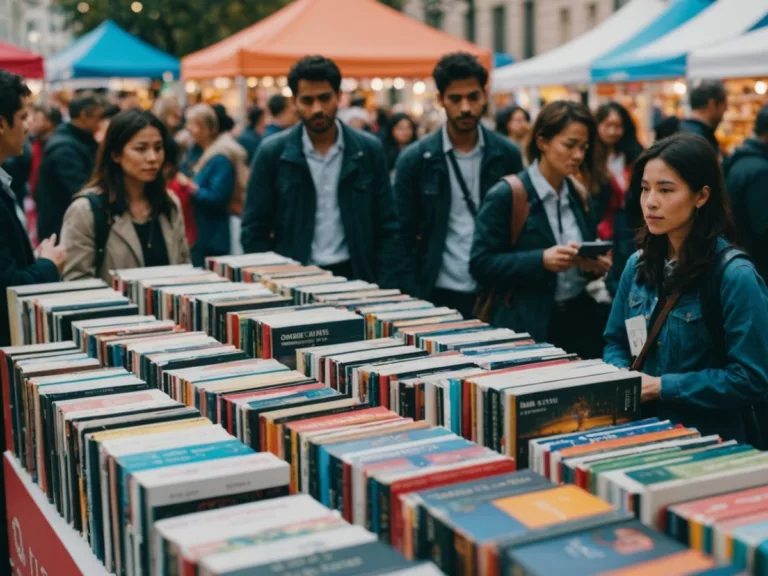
top-left (262, 324), bottom-right (272, 359)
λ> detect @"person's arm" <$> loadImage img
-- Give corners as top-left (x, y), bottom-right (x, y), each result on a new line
top-left (469, 180), bottom-right (554, 290)
top-left (393, 146), bottom-right (421, 295)
top-left (240, 143), bottom-right (277, 253)
top-left (661, 262), bottom-right (768, 409)
top-left (602, 252), bottom-right (639, 369)
top-left (0, 208), bottom-right (59, 289)
top-left (369, 139), bottom-right (402, 289)
top-left (192, 155), bottom-right (235, 209)
top-left (59, 197), bottom-right (97, 280)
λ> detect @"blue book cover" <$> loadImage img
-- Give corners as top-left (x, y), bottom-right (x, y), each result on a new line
top-left (548, 421), bottom-right (674, 456)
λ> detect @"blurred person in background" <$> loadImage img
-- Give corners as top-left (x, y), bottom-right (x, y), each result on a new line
top-left (36, 93), bottom-right (103, 242)
top-left (238, 105), bottom-right (265, 164)
top-left (339, 105), bottom-right (370, 132)
top-left (470, 101), bottom-right (609, 358)
top-left (152, 94), bottom-right (183, 136)
top-left (495, 105), bottom-right (531, 157)
top-left (681, 80), bottom-right (727, 157)
top-left (60, 109), bottom-right (189, 282)
top-left (95, 104), bottom-right (121, 144)
top-left (164, 137), bottom-right (198, 251)
top-left (241, 55), bottom-right (402, 287)
top-left (724, 103), bottom-right (768, 281)
top-left (185, 103), bottom-right (248, 265)
top-left (383, 112), bottom-right (417, 174)
top-left (264, 94), bottom-right (297, 138)
top-left (373, 108), bottom-right (390, 137)
top-left (395, 52), bottom-right (523, 316)
top-left (117, 90), bottom-right (141, 110)
top-left (1, 136), bottom-right (30, 209)
top-left (28, 104), bottom-right (62, 198)
top-left (0, 71), bottom-right (66, 570)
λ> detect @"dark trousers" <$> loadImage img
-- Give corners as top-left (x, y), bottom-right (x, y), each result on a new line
top-left (547, 292), bottom-right (610, 360)
top-left (431, 288), bottom-right (477, 320)
top-left (319, 260), bottom-right (354, 279)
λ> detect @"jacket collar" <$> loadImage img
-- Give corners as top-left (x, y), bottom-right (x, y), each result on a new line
top-left (421, 124), bottom-right (503, 173)
top-left (61, 122), bottom-right (98, 149)
top-left (281, 122), bottom-right (366, 183)
top-left (110, 212), bottom-right (145, 267)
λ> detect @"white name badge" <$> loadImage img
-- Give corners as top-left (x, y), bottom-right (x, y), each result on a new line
top-left (625, 316), bottom-right (648, 358)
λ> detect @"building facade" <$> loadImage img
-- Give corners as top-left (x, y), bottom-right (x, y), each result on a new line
top-left (0, 0), bottom-right (71, 57)
top-left (403, 0), bottom-right (633, 60)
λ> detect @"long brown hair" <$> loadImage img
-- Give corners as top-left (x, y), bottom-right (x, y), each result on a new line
top-left (86, 108), bottom-right (175, 219)
top-left (527, 100), bottom-right (601, 197)
top-left (633, 133), bottom-right (735, 292)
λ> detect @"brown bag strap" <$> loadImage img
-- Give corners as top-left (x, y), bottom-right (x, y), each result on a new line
top-left (631, 291), bottom-right (681, 371)
top-left (502, 175), bottom-right (530, 246)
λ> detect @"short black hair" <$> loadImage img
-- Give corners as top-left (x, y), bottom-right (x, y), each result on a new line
top-left (267, 94), bottom-right (287, 117)
top-left (755, 104), bottom-right (768, 137)
top-left (247, 106), bottom-right (264, 128)
top-left (102, 104), bottom-right (121, 121)
top-left (689, 80), bottom-right (727, 110)
top-left (433, 52), bottom-right (488, 95)
top-left (34, 104), bottom-right (63, 127)
top-left (69, 94), bottom-right (103, 120)
top-left (288, 55), bottom-right (342, 95)
top-left (0, 70), bottom-right (31, 127)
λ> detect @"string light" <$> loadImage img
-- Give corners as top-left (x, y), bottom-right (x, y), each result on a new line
top-left (371, 78), bottom-right (384, 91)
top-left (393, 77), bottom-right (405, 90)
top-left (131, 2), bottom-right (143, 14)
top-left (755, 81), bottom-right (767, 96)
top-left (77, 2), bottom-right (89, 14)
top-left (413, 81), bottom-right (426, 95)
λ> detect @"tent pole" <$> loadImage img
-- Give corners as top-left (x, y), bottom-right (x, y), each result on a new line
top-left (236, 75), bottom-right (247, 126)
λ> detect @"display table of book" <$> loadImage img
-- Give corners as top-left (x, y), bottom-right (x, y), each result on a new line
top-left (5, 452), bottom-right (109, 576)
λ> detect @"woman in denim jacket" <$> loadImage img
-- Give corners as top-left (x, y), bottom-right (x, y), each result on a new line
top-left (604, 134), bottom-right (768, 442)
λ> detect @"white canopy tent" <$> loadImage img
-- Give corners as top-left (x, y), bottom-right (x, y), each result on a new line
top-left (593, 0), bottom-right (768, 81)
top-left (688, 26), bottom-right (768, 79)
top-left (491, 0), bottom-right (666, 92)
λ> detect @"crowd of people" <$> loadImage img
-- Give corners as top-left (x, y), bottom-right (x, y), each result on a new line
top-left (2, 52), bottom-right (768, 448)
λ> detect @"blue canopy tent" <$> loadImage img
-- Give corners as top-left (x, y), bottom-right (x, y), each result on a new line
top-left (591, 0), bottom-right (768, 82)
top-left (45, 20), bottom-right (179, 82)
top-left (494, 53), bottom-right (514, 68)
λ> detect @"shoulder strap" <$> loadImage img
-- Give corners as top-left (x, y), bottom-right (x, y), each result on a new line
top-left (84, 192), bottom-right (110, 277)
top-left (446, 149), bottom-right (478, 218)
top-left (631, 291), bottom-right (681, 371)
top-left (502, 175), bottom-right (530, 246)
top-left (701, 245), bottom-right (751, 366)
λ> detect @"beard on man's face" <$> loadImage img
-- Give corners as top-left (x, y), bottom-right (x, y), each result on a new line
top-left (449, 112), bottom-right (480, 133)
top-left (302, 111), bottom-right (336, 133)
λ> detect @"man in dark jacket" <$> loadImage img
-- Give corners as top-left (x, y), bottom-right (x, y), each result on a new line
top-left (36, 93), bottom-right (102, 241)
top-left (724, 104), bottom-right (768, 280)
top-left (0, 69), bottom-right (66, 570)
top-left (394, 52), bottom-right (523, 316)
top-left (263, 94), bottom-right (297, 138)
top-left (237, 105), bottom-right (264, 164)
top-left (241, 56), bottom-right (402, 288)
top-left (680, 80), bottom-right (727, 157)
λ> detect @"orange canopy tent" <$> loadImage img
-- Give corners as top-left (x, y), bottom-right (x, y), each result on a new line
top-left (0, 41), bottom-right (44, 78)
top-left (181, 0), bottom-right (492, 80)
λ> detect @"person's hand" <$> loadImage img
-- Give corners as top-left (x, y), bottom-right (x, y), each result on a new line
top-left (640, 373), bottom-right (661, 402)
top-left (37, 234), bottom-right (66, 273)
top-left (543, 244), bottom-right (578, 272)
top-left (577, 253), bottom-right (612, 277)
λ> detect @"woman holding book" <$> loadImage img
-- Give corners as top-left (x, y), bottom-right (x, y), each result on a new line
top-left (603, 133), bottom-right (768, 444)
top-left (60, 109), bottom-right (190, 282)
top-left (470, 101), bottom-right (611, 360)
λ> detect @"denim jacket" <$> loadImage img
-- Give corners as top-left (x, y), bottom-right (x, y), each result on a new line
top-left (603, 239), bottom-right (768, 441)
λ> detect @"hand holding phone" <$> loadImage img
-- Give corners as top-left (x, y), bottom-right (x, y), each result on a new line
top-left (578, 241), bottom-right (613, 259)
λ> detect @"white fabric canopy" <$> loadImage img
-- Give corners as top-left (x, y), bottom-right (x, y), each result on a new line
top-left (598, 0), bottom-right (768, 81)
top-left (491, 0), bottom-right (666, 92)
top-left (688, 25), bottom-right (768, 79)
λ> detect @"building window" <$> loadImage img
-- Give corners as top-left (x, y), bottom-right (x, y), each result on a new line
top-left (559, 7), bottom-right (571, 43)
top-left (523, 0), bottom-right (535, 58)
top-left (465, 0), bottom-right (476, 42)
top-left (425, 9), bottom-right (443, 29)
top-left (587, 3), bottom-right (598, 29)
top-left (492, 5), bottom-right (506, 53)
top-left (614, 0), bottom-right (630, 8)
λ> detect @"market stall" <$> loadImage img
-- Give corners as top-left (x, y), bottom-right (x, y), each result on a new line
top-left (181, 0), bottom-right (491, 119)
top-left (0, 41), bottom-right (43, 78)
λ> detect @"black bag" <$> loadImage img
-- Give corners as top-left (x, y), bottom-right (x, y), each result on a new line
top-left (84, 192), bottom-right (111, 278)
top-left (700, 245), bottom-right (768, 450)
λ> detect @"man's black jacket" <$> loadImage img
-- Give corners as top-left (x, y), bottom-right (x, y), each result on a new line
top-left (724, 137), bottom-right (768, 280)
top-left (394, 125), bottom-right (523, 298)
top-left (0, 185), bottom-right (59, 346)
top-left (36, 122), bottom-right (98, 240)
top-left (240, 122), bottom-right (403, 288)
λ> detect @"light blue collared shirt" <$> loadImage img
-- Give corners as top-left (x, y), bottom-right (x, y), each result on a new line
top-left (302, 120), bottom-right (350, 267)
top-left (0, 166), bottom-right (27, 232)
top-left (528, 160), bottom-right (586, 303)
top-left (435, 125), bottom-right (485, 293)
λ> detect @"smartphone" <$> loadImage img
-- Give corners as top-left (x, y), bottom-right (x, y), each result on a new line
top-left (578, 241), bottom-right (613, 259)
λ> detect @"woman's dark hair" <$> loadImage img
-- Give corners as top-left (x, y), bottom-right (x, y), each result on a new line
top-left (433, 52), bottom-right (488, 96)
top-left (527, 100), bottom-right (598, 187)
top-left (654, 115), bottom-right (681, 141)
top-left (633, 133), bottom-right (734, 292)
top-left (87, 108), bottom-right (175, 219)
top-left (212, 103), bottom-right (234, 133)
top-left (494, 105), bottom-right (530, 137)
top-left (383, 112), bottom-right (418, 170)
top-left (595, 101), bottom-right (643, 165)
top-left (288, 56), bottom-right (342, 95)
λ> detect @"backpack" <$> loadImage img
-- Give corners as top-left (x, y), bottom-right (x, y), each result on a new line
top-left (84, 192), bottom-right (111, 277)
top-left (700, 245), bottom-right (768, 449)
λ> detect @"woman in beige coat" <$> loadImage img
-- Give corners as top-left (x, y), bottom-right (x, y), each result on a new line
top-left (61, 109), bottom-right (190, 283)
